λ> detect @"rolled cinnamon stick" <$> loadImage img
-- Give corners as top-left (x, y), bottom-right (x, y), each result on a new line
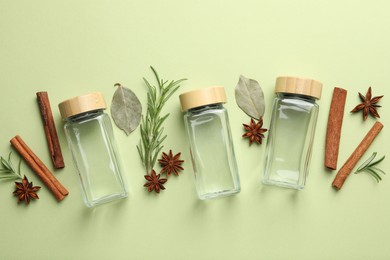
top-left (10, 135), bottom-right (69, 201)
top-left (325, 87), bottom-right (347, 170)
top-left (37, 91), bottom-right (65, 169)
top-left (332, 121), bottom-right (383, 190)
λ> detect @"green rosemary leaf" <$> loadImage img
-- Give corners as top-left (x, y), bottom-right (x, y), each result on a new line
top-left (155, 134), bottom-right (167, 148)
top-left (1, 156), bottom-right (12, 170)
top-left (141, 115), bottom-right (146, 128)
top-left (370, 172), bottom-right (380, 183)
top-left (8, 159), bottom-right (16, 173)
top-left (146, 92), bottom-right (155, 110)
top-left (355, 152), bottom-right (386, 183)
top-left (141, 131), bottom-right (149, 150)
top-left (139, 122), bottom-right (147, 140)
top-left (149, 66), bottom-right (161, 89)
top-left (366, 168), bottom-right (382, 182)
top-left (371, 167), bottom-right (386, 175)
top-left (18, 157), bottom-right (21, 176)
top-left (0, 152), bottom-right (22, 180)
top-left (150, 131), bottom-right (165, 153)
top-left (143, 78), bottom-right (157, 102)
top-left (162, 79), bottom-right (169, 88)
top-left (151, 145), bottom-right (164, 168)
top-left (165, 79), bottom-right (186, 93)
top-left (137, 145), bottom-right (144, 163)
top-left (0, 175), bottom-right (18, 179)
top-left (163, 85), bottom-right (181, 104)
top-left (155, 114), bottom-right (169, 132)
top-left (368, 155), bottom-right (385, 168)
top-left (356, 152), bottom-right (376, 172)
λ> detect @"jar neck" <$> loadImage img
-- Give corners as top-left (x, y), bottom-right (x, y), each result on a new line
top-left (277, 92), bottom-right (316, 103)
top-left (187, 103), bottom-right (223, 113)
top-left (65, 109), bottom-right (104, 123)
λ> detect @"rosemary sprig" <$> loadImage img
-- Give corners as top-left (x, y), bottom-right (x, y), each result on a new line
top-left (137, 66), bottom-right (186, 174)
top-left (0, 152), bottom-right (23, 180)
top-left (354, 152), bottom-right (386, 182)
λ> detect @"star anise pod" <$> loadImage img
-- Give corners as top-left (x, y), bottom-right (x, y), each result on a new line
top-left (13, 175), bottom-right (41, 205)
top-left (351, 87), bottom-right (383, 121)
top-left (158, 150), bottom-right (184, 176)
top-left (144, 170), bottom-right (167, 193)
top-left (242, 117), bottom-right (267, 145)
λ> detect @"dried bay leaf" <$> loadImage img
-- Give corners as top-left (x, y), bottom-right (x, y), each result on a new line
top-left (111, 84), bottom-right (142, 135)
top-left (235, 75), bottom-right (265, 119)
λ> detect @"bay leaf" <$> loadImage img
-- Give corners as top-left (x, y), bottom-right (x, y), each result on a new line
top-left (235, 75), bottom-right (265, 119)
top-left (111, 84), bottom-right (142, 135)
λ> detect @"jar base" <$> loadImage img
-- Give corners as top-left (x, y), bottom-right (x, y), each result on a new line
top-left (262, 179), bottom-right (304, 190)
top-left (198, 188), bottom-right (240, 200)
top-left (84, 192), bottom-right (128, 207)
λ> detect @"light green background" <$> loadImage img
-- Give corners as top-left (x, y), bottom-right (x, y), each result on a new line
top-left (0, 0), bottom-right (389, 259)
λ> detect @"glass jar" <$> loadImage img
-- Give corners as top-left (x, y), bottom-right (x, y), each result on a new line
top-left (58, 92), bottom-right (128, 207)
top-left (179, 86), bottom-right (241, 199)
top-left (263, 76), bottom-right (322, 190)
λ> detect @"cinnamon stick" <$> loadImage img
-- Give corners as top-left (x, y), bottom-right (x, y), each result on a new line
top-left (37, 91), bottom-right (65, 169)
top-left (10, 135), bottom-right (69, 201)
top-left (332, 121), bottom-right (383, 190)
top-left (325, 87), bottom-right (347, 170)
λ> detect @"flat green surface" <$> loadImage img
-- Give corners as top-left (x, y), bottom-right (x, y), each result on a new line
top-left (0, 1), bottom-right (389, 259)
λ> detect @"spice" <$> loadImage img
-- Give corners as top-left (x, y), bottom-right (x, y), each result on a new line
top-left (332, 121), bottom-right (384, 190)
top-left (325, 87), bottom-right (347, 170)
top-left (354, 152), bottom-right (385, 182)
top-left (137, 66), bottom-right (186, 179)
top-left (235, 75), bottom-right (265, 119)
top-left (158, 150), bottom-right (184, 176)
top-left (10, 135), bottom-right (69, 201)
top-left (111, 84), bottom-right (142, 135)
top-left (36, 92), bottom-right (65, 169)
top-left (13, 175), bottom-right (41, 205)
top-left (242, 117), bottom-right (267, 145)
top-left (0, 152), bottom-right (22, 180)
top-left (144, 170), bottom-right (167, 193)
top-left (351, 87), bottom-right (383, 121)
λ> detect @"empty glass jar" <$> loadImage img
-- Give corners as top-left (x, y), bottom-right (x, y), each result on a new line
top-left (180, 86), bottom-right (241, 199)
top-left (59, 92), bottom-right (128, 207)
top-left (263, 76), bottom-right (322, 190)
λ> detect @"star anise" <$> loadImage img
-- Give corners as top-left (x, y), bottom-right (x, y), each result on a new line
top-left (351, 87), bottom-right (383, 121)
top-left (13, 175), bottom-right (41, 205)
top-left (144, 170), bottom-right (167, 193)
top-left (242, 117), bottom-right (267, 145)
top-left (158, 150), bottom-right (184, 176)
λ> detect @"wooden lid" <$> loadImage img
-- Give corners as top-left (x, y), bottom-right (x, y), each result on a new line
top-left (179, 86), bottom-right (227, 111)
top-left (275, 76), bottom-right (322, 99)
top-left (58, 92), bottom-right (106, 119)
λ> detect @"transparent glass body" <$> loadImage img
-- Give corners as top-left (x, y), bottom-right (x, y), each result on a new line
top-left (63, 110), bottom-right (128, 207)
top-left (263, 93), bottom-right (319, 190)
top-left (183, 104), bottom-right (241, 199)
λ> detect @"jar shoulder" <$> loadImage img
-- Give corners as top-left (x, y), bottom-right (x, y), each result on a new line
top-left (185, 106), bottom-right (227, 118)
top-left (274, 96), bottom-right (319, 110)
top-left (64, 110), bottom-right (108, 125)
